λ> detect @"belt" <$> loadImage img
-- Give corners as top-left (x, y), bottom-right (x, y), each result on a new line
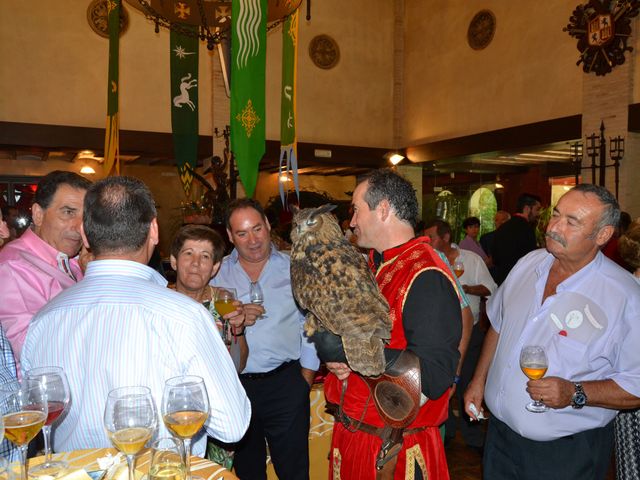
top-left (239, 360), bottom-right (297, 380)
top-left (326, 402), bottom-right (428, 438)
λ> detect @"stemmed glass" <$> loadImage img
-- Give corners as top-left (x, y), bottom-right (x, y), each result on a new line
top-left (214, 288), bottom-right (237, 345)
top-left (0, 380), bottom-right (48, 480)
top-left (453, 259), bottom-right (465, 278)
top-left (249, 282), bottom-right (264, 305)
top-left (25, 367), bottom-right (71, 477)
top-left (149, 437), bottom-right (185, 480)
top-left (162, 376), bottom-right (209, 480)
top-left (519, 345), bottom-right (549, 413)
top-left (104, 386), bottom-right (157, 480)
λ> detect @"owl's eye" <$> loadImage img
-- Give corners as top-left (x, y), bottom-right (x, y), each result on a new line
top-left (306, 218), bottom-right (318, 227)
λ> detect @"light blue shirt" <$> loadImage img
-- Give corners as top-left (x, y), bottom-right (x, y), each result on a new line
top-left (211, 246), bottom-right (320, 374)
top-left (485, 249), bottom-right (640, 441)
top-left (22, 259), bottom-right (251, 455)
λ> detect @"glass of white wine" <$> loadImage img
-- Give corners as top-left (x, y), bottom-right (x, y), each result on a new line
top-left (214, 288), bottom-right (237, 345)
top-left (0, 380), bottom-right (48, 480)
top-left (162, 376), bottom-right (209, 480)
top-left (453, 259), bottom-right (465, 278)
top-left (519, 345), bottom-right (549, 413)
top-left (249, 282), bottom-right (264, 305)
top-left (149, 437), bottom-right (185, 480)
top-left (104, 386), bottom-right (157, 480)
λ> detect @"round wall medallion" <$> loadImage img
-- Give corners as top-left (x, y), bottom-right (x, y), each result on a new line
top-left (467, 10), bottom-right (496, 50)
top-left (87, 0), bottom-right (130, 38)
top-left (309, 34), bottom-right (340, 69)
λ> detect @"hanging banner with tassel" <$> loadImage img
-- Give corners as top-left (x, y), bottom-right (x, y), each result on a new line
top-left (104, 0), bottom-right (121, 175)
top-left (279, 10), bottom-right (300, 207)
top-left (231, 0), bottom-right (267, 198)
top-left (170, 25), bottom-right (199, 195)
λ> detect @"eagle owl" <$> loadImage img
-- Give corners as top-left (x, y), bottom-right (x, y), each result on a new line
top-left (290, 204), bottom-right (391, 376)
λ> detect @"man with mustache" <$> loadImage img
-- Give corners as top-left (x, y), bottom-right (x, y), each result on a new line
top-left (0, 170), bottom-right (90, 373)
top-left (464, 184), bottom-right (640, 479)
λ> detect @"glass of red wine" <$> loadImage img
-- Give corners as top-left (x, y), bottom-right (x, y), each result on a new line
top-left (25, 367), bottom-right (71, 477)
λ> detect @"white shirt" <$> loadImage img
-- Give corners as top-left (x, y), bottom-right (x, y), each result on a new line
top-left (22, 259), bottom-right (251, 455)
top-left (455, 248), bottom-right (497, 324)
top-left (485, 249), bottom-right (640, 441)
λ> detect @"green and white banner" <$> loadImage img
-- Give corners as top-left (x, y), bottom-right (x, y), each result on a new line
top-left (104, 0), bottom-right (120, 175)
top-left (231, 0), bottom-right (267, 198)
top-left (170, 25), bottom-right (199, 195)
top-left (279, 10), bottom-right (300, 206)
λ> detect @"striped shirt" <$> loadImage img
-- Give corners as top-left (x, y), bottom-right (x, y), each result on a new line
top-left (22, 259), bottom-right (251, 456)
top-left (0, 325), bottom-right (19, 461)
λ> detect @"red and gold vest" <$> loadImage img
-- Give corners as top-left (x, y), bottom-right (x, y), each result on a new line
top-left (325, 236), bottom-right (460, 428)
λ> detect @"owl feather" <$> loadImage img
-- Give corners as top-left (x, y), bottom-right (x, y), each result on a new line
top-left (290, 204), bottom-right (391, 376)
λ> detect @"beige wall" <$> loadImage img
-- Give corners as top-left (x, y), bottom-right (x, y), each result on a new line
top-left (0, 0), bottom-right (394, 147)
top-left (403, 0), bottom-right (583, 146)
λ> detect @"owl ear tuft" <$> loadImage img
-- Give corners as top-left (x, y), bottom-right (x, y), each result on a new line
top-left (315, 204), bottom-right (337, 216)
top-left (290, 204), bottom-right (300, 214)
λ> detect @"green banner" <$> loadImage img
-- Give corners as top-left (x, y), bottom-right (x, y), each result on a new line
top-left (104, 0), bottom-right (120, 175)
top-left (279, 10), bottom-right (299, 205)
top-left (231, 0), bottom-right (267, 198)
top-left (170, 26), bottom-right (199, 195)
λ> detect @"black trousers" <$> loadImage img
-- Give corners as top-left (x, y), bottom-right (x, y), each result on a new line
top-left (445, 321), bottom-right (486, 448)
top-left (234, 361), bottom-right (311, 480)
top-left (484, 415), bottom-right (614, 480)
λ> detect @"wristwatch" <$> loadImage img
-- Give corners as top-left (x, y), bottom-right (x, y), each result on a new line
top-left (571, 383), bottom-right (587, 409)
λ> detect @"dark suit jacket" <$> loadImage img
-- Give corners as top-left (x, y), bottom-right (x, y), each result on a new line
top-left (490, 216), bottom-right (537, 285)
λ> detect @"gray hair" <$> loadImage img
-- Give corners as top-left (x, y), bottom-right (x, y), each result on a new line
top-left (572, 183), bottom-right (620, 232)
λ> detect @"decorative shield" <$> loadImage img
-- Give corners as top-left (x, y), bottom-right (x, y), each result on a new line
top-left (587, 14), bottom-right (613, 46)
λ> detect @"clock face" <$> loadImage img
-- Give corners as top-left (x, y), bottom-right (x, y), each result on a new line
top-left (467, 10), bottom-right (496, 50)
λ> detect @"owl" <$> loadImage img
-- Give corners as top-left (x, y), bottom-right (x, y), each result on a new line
top-left (290, 204), bottom-right (391, 376)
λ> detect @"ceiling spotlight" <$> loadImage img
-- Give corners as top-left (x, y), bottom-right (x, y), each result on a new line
top-left (389, 153), bottom-right (404, 165)
top-left (80, 165), bottom-right (96, 175)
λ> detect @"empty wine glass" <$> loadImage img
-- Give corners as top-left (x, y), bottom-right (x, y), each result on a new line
top-left (104, 386), bottom-right (157, 480)
top-left (249, 281), bottom-right (264, 305)
top-left (25, 366), bottom-right (71, 477)
top-left (0, 381), bottom-right (48, 480)
top-left (162, 376), bottom-right (209, 480)
top-left (519, 345), bottom-right (549, 413)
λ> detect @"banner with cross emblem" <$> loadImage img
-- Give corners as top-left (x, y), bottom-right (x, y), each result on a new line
top-left (231, 0), bottom-right (267, 198)
top-left (104, 0), bottom-right (121, 175)
top-left (170, 23), bottom-right (199, 195)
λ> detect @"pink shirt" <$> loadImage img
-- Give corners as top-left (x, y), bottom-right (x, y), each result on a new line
top-left (0, 229), bottom-right (83, 374)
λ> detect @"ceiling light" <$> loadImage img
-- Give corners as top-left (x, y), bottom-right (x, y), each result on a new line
top-left (495, 183), bottom-right (504, 189)
top-left (80, 165), bottom-right (96, 175)
top-left (389, 153), bottom-right (404, 165)
top-left (279, 174), bottom-right (291, 182)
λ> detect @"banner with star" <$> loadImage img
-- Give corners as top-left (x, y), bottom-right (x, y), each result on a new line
top-left (231, 0), bottom-right (267, 198)
top-left (104, 0), bottom-right (120, 175)
top-left (170, 25), bottom-right (199, 195)
top-left (279, 10), bottom-right (300, 206)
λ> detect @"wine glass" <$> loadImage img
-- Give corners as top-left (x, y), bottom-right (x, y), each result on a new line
top-left (25, 367), bottom-right (71, 477)
top-left (519, 345), bottom-right (549, 413)
top-left (249, 281), bottom-right (264, 305)
top-left (214, 288), bottom-right (237, 345)
top-left (0, 381), bottom-right (48, 480)
top-left (104, 386), bottom-right (157, 480)
top-left (453, 259), bottom-right (465, 278)
top-left (149, 437), bottom-right (185, 480)
top-left (162, 376), bottom-right (209, 480)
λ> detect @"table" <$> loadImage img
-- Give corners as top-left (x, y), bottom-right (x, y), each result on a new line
top-left (26, 449), bottom-right (238, 480)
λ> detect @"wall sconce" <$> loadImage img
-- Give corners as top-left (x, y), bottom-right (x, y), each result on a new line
top-left (279, 173), bottom-right (291, 183)
top-left (80, 165), bottom-right (96, 175)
